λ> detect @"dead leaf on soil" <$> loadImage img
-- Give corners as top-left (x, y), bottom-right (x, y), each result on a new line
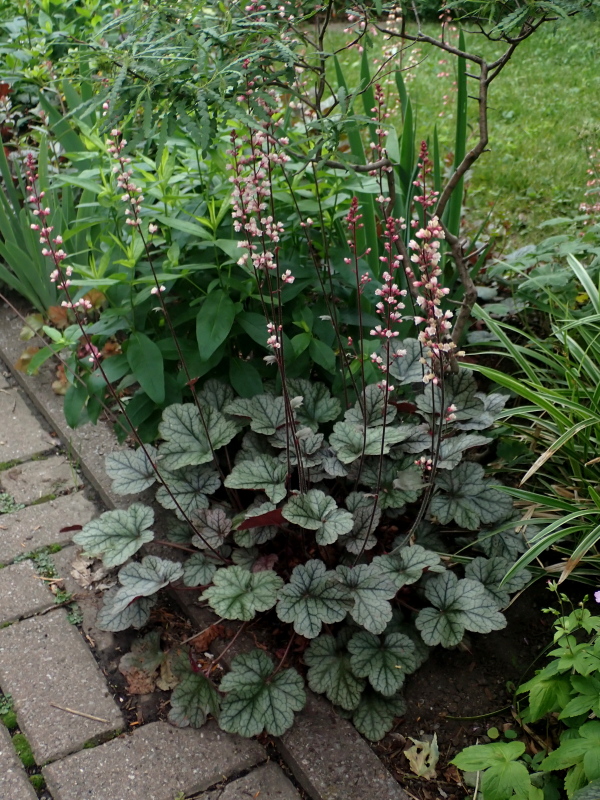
top-left (70, 554), bottom-right (115, 591)
top-left (405, 733), bottom-right (439, 780)
top-left (122, 666), bottom-right (156, 695)
top-left (190, 624), bottom-right (226, 652)
top-left (48, 305), bottom-right (69, 329)
top-left (14, 346), bottom-right (40, 373)
top-left (19, 314), bottom-right (44, 341)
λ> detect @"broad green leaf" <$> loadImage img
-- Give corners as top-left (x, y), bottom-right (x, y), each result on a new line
top-left (105, 446), bottom-right (158, 495)
top-left (482, 761), bottom-right (532, 800)
top-left (127, 332), bottom-right (165, 404)
top-left (197, 379), bottom-right (235, 411)
top-left (183, 552), bottom-right (219, 587)
top-left (415, 572), bottom-right (506, 647)
top-left (519, 675), bottom-right (572, 722)
top-left (344, 384), bottom-right (397, 427)
top-left (73, 503), bottom-right (155, 567)
top-left (287, 378), bottom-right (341, 430)
top-left (341, 492), bottom-right (381, 554)
top-left (225, 394), bottom-right (286, 435)
top-left (156, 465), bottom-right (220, 519)
top-left (309, 338), bottom-right (336, 373)
top-left (191, 507), bottom-right (232, 550)
top-left (158, 403), bottom-right (238, 470)
top-left (465, 557), bottom-right (531, 609)
top-left (219, 650), bottom-right (306, 737)
top-left (196, 290), bottom-right (236, 361)
top-left (348, 631), bottom-right (419, 695)
top-left (169, 672), bottom-right (220, 728)
top-left (96, 594), bottom-right (156, 632)
top-left (229, 358), bottom-right (263, 398)
top-left (224, 455), bottom-right (288, 503)
top-left (353, 688), bottom-right (406, 741)
top-left (335, 564), bottom-right (397, 634)
top-left (430, 462), bottom-right (514, 530)
top-left (276, 560), bottom-right (353, 638)
top-left (201, 565), bottom-right (283, 620)
top-left (304, 633), bottom-right (365, 710)
top-left (330, 422), bottom-right (413, 464)
top-left (282, 489), bottom-right (353, 545)
top-left (437, 434), bottom-right (492, 470)
top-left (373, 545), bottom-right (445, 590)
top-left (452, 741), bottom-right (526, 771)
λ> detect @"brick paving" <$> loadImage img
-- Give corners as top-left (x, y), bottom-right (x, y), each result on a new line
top-left (0, 724), bottom-right (38, 800)
top-left (0, 561), bottom-right (55, 624)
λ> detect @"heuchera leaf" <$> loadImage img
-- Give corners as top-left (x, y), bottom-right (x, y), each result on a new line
top-left (344, 384), bottom-right (397, 427)
top-left (119, 631), bottom-right (165, 676)
top-left (96, 594), bottom-right (156, 632)
top-left (73, 503), bottom-right (155, 567)
top-left (388, 338), bottom-right (424, 385)
top-left (169, 672), bottom-right (221, 728)
top-left (201, 565), bottom-right (283, 620)
top-left (457, 392), bottom-right (509, 432)
top-left (276, 560), bottom-right (353, 638)
top-left (183, 552), bottom-right (219, 587)
top-left (416, 370), bottom-right (484, 421)
top-left (352, 687), bottom-right (406, 741)
top-left (196, 379), bottom-right (235, 412)
top-left (225, 394), bottom-right (286, 435)
top-left (191, 507), bottom-right (232, 550)
top-left (219, 649), bottom-right (306, 736)
top-left (372, 545), bottom-right (445, 590)
top-left (269, 426), bottom-right (324, 468)
top-left (158, 403), bottom-right (238, 470)
top-left (287, 378), bottom-right (341, 430)
top-left (415, 572), bottom-right (506, 647)
top-left (156, 465), bottom-right (220, 519)
top-left (348, 631), bottom-right (419, 695)
top-left (304, 633), bottom-right (365, 710)
top-left (282, 489), bottom-right (353, 545)
top-left (341, 492), bottom-right (381, 554)
top-left (335, 564), bottom-right (397, 634)
top-left (437, 434), bottom-right (492, 470)
top-left (234, 500), bottom-right (280, 547)
top-left (430, 462), bottom-right (514, 530)
top-left (105, 445), bottom-right (158, 495)
top-left (465, 556), bottom-right (531, 609)
top-left (224, 455), bottom-right (288, 503)
top-left (330, 422), bottom-right (413, 464)
top-left (357, 459), bottom-right (423, 510)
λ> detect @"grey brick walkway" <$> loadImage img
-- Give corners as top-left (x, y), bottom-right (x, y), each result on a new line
top-left (0, 560), bottom-right (55, 624)
top-left (0, 724), bottom-right (38, 800)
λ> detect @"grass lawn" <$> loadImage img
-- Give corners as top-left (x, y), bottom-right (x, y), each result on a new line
top-left (329, 17), bottom-right (600, 247)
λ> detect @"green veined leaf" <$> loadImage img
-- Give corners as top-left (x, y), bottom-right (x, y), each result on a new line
top-left (225, 394), bottom-right (286, 435)
top-left (344, 384), bottom-right (397, 427)
top-left (304, 633), bottom-right (365, 710)
top-left (335, 564), bottom-right (397, 634)
top-left (169, 672), bottom-right (220, 728)
top-left (196, 379), bottom-right (235, 411)
top-left (73, 503), bottom-right (155, 567)
top-left (348, 631), bottom-right (419, 695)
top-left (287, 378), bottom-right (341, 430)
top-left (465, 557), bottom-right (530, 609)
top-left (330, 422), bottom-right (413, 464)
top-left (183, 552), bottom-right (219, 587)
top-left (430, 462), bottom-right (514, 530)
top-left (105, 445), bottom-right (158, 495)
top-left (127, 332), bottom-right (165, 404)
top-left (191, 507), bottom-right (232, 550)
top-left (219, 649), bottom-right (306, 737)
top-left (373, 545), bottom-right (445, 590)
top-left (282, 489), bottom-right (353, 545)
top-left (201, 565), bottom-right (283, 620)
top-left (341, 492), bottom-right (381, 554)
top-left (276, 559), bottom-right (353, 638)
top-left (352, 688), bottom-right (406, 742)
top-left (156, 465), bottom-right (220, 520)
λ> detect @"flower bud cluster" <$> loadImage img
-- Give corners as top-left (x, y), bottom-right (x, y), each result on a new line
top-left (107, 129), bottom-right (144, 228)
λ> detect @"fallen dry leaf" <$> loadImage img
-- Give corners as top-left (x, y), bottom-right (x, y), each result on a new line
top-left (405, 733), bottom-right (439, 780)
top-left (122, 666), bottom-right (156, 695)
top-left (190, 624), bottom-right (226, 652)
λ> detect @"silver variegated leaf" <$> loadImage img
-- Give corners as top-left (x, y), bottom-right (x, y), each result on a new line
top-left (457, 392), bottom-right (509, 431)
top-left (73, 503), bottom-right (154, 568)
top-left (276, 559), bottom-right (353, 638)
top-left (388, 338), bottom-right (424, 385)
top-left (234, 431), bottom-right (275, 464)
top-left (430, 462), bottom-right (514, 530)
top-left (372, 545), bottom-right (445, 590)
top-left (330, 422), bottom-right (414, 464)
top-left (191, 507), bottom-right (232, 550)
top-left (158, 403), bottom-right (238, 470)
top-left (224, 455), bottom-right (288, 503)
top-left (96, 593), bottom-right (156, 632)
top-left (219, 649), bottom-right (306, 737)
top-left (304, 633), bottom-right (365, 710)
top-left (437, 434), bottom-right (491, 470)
top-left (465, 556), bottom-right (531, 609)
top-left (344, 384), bottom-right (397, 427)
top-left (225, 394), bottom-right (286, 435)
top-left (416, 370), bottom-right (484, 421)
top-left (270, 426), bottom-right (324, 468)
top-left (234, 499), bottom-right (278, 547)
top-left (156, 465), bottom-right (220, 519)
top-left (340, 492), bottom-right (381, 554)
top-left (105, 445), bottom-right (158, 495)
top-left (287, 378), bottom-right (341, 430)
top-left (477, 517), bottom-right (536, 560)
top-left (201, 565), bottom-right (283, 620)
top-left (183, 552), bottom-right (219, 587)
top-left (108, 556), bottom-right (184, 614)
top-left (320, 447), bottom-right (349, 478)
top-left (282, 489), bottom-right (353, 545)
top-left (415, 572), bottom-right (506, 647)
top-left (197, 379), bottom-right (235, 412)
top-left (357, 459), bottom-right (423, 509)
top-left (348, 631), bottom-right (419, 695)
top-left (168, 672), bottom-right (220, 728)
top-left (352, 688), bottom-right (406, 741)
top-left (335, 564), bottom-right (397, 634)
top-left (397, 423), bottom-right (433, 455)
